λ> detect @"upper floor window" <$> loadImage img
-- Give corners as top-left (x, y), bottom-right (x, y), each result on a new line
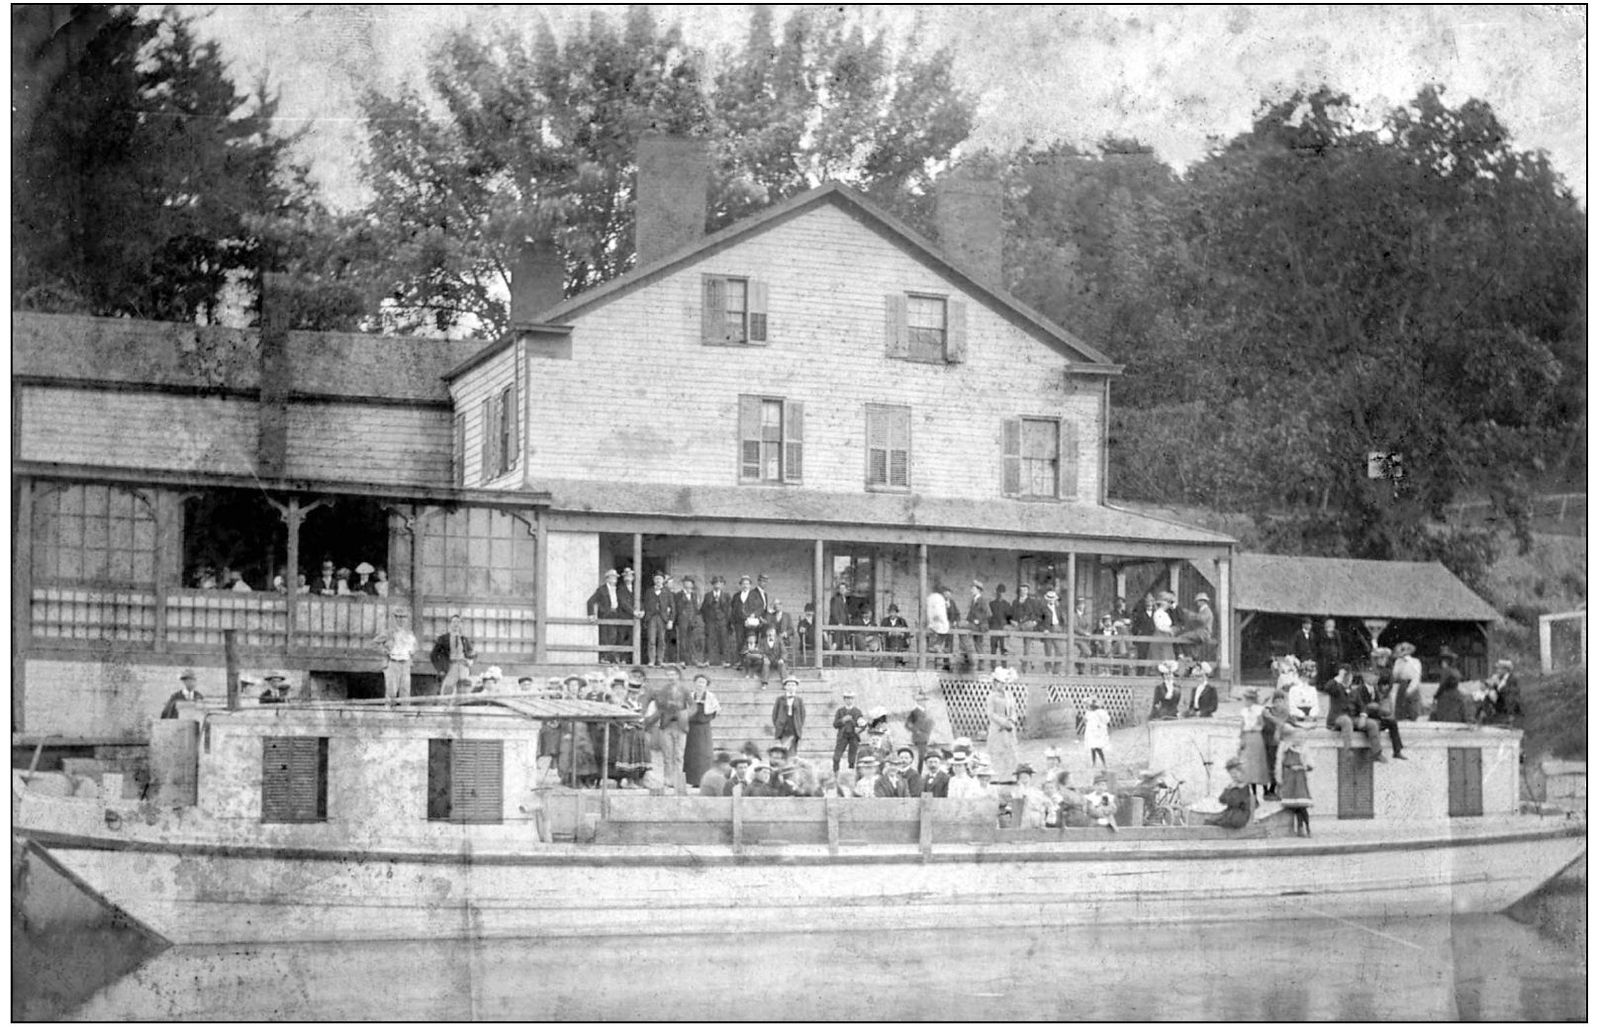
top-left (703, 275), bottom-right (768, 345)
top-left (31, 483), bottom-right (158, 586)
top-left (885, 293), bottom-right (966, 363)
top-left (262, 736), bottom-right (329, 823)
top-left (480, 383), bottom-right (518, 482)
top-left (427, 738), bottom-right (503, 824)
top-left (738, 395), bottom-right (803, 484)
top-left (865, 404), bottom-right (911, 491)
top-left (1001, 416), bottom-right (1079, 500)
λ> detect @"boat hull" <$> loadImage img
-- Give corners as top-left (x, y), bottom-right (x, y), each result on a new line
top-left (18, 806), bottom-right (1586, 946)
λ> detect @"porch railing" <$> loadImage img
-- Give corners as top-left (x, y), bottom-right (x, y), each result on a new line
top-left (26, 585), bottom-right (539, 662)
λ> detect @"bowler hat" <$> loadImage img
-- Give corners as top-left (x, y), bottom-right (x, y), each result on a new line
top-left (180, 669), bottom-right (196, 681)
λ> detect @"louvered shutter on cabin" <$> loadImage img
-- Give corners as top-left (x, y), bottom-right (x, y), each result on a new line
top-left (450, 739), bottom-right (504, 823)
top-left (1337, 749), bottom-right (1375, 819)
top-left (867, 406), bottom-right (889, 485)
top-left (262, 736), bottom-right (325, 823)
top-left (738, 396), bottom-right (763, 479)
top-left (884, 294), bottom-right (909, 358)
top-left (748, 279), bottom-right (769, 343)
top-left (944, 300), bottom-right (968, 363)
top-left (1057, 419), bottom-right (1079, 499)
top-left (1447, 748), bottom-right (1483, 817)
top-left (703, 276), bottom-right (728, 343)
top-left (782, 400), bottom-right (804, 483)
top-left (1001, 419), bottom-right (1022, 496)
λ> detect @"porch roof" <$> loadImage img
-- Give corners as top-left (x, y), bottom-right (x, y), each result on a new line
top-left (1234, 553), bottom-right (1501, 623)
top-left (535, 479), bottom-right (1235, 548)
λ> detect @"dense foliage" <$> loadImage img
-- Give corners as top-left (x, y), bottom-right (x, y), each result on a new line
top-left (11, 7), bottom-right (327, 324)
top-left (343, 7), bottom-right (973, 335)
top-left (1001, 87), bottom-right (1585, 585)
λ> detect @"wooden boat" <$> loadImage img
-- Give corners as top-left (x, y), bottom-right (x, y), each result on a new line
top-left (12, 697), bottom-right (1585, 946)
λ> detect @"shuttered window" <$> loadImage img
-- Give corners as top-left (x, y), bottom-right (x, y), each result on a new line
top-left (261, 736), bottom-right (328, 823)
top-left (479, 397), bottom-right (498, 483)
top-left (452, 412), bottom-right (466, 487)
top-left (499, 383), bottom-right (518, 472)
top-left (885, 293), bottom-right (966, 363)
top-left (1336, 749), bottom-right (1375, 820)
top-left (866, 404), bottom-right (911, 490)
top-left (702, 276), bottom-right (767, 345)
top-left (737, 395), bottom-right (803, 484)
top-left (1447, 748), bottom-right (1483, 817)
top-left (1000, 417), bottom-right (1080, 500)
top-left (427, 738), bottom-right (504, 824)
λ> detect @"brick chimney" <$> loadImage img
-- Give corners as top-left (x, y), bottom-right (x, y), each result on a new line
top-left (509, 241), bottom-right (564, 324)
top-left (935, 172), bottom-right (1004, 284)
top-left (634, 132), bottom-right (708, 267)
top-left (257, 271), bottom-right (291, 477)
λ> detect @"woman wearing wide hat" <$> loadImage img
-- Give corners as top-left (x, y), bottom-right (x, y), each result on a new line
top-left (683, 672), bottom-right (720, 787)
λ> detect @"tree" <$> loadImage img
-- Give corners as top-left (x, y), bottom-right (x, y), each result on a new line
top-left (1101, 86), bottom-right (1585, 580)
top-left (13, 7), bottom-right (316, 324)
top-left (347, 6), bottom-right (974, 337)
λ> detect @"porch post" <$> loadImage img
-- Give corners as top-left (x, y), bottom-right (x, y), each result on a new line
top-left (812, 539), bottom-right (824, 670)
top-left (283, 495), bottom-right (300, 651)
top-left (916, 543), bottom-right (928, 671)
top-left (533, 507), bottom-right (548, 663)
top-left (14, 477), bottom-right (32, 733)
top-left (1114, 568), bottom-right (1126, 601)
top-left (1167, 560), bottom-right (1182, 598)
top-left (1066, 551), bottom-right (1077, 678)
top-left (1227, 554), bottom-right (1240, 696)
top-left (1215, 554), bottom-right (1232, 677)
top-left (632, 532), bottom-right (643, 665)
top-left (409, 505), bottom-right (425, 636)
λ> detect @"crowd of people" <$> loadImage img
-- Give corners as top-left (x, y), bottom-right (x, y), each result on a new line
top-left (188, 557), bottom-right (390, 597)
top-left (583, 568), bottom-right (1221, 678)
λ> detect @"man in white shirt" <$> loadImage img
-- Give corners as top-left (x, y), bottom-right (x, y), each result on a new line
top-left (925, 587), bottom-right (949, 660)
top-left (375, 607), bottom-right (418, 704)
top-left (1041, 590), bottom-right (1066, 674)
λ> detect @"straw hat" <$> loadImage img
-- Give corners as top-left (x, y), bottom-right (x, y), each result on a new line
top-left (1157, 660), bottom-right (1179, 675)
top-left (355, 562), bottom-right (375, 575)
top-left (1394, 642), bottom-right (1416, 656)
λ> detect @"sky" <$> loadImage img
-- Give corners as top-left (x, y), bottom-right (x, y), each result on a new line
top-left (176, 4), bottom-right (1588, 208)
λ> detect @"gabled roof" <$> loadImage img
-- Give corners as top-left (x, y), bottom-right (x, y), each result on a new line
top-left (446, 182), bottom-right (1121, 382)
top-left (1234, 553), bottom-right (1501, 623)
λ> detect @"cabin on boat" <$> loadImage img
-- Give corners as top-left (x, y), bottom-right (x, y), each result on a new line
top-left (12, 133), bottom-right (1242, 752)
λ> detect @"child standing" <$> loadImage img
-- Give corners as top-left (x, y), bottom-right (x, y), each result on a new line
top-left (1275, 722), bottom-right (1314, 837)
top-left (1082, 696), bottom-right (1111, 769)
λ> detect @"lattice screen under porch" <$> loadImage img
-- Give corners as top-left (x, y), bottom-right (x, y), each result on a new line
top-left (939, 678), bottom-right (1137, 740)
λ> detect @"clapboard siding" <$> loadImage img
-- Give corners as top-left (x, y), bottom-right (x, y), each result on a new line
top-left (285, 404), bottom-right (453, 487)
top-left (19, 386), bottom-right (259, 475)
top-left (462, 203), bottom-right (1103, 502)
top-left (449, 344), bottom-right (520, 487)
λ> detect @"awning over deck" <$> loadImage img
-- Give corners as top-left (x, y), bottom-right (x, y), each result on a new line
top-left (290, 695), bottom-right (641, 721)
top-left (1234, 553), bottom-right (1501, 623)
top-left (535, 478), bottom-right (1236, 551)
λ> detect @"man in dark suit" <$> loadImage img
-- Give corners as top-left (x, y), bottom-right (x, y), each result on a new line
top-left (1291, 617), bottom-right (1316, 664)
top-left (1013, 583), bottom-right (1044, 672)
top-left (675, 575), bottom-right (706, 667)
top-left (309, 558), bottom-right (339, 597)
top-left (826, 581), bottom-right (850, 658)
top-left (1314, 618), bottom-right (1346, 688)
top-left (429, 613), bottom-right (477, 693)
top-left (1130, 593), bottom-right (1156, 675)
top-left (770, 598), bottom-right (796, 651)
top-left (642, 573), bottom-right (673, 667)
top-left (963, 581), bottom-right (991, 670)
top-left (586, 569), bottom-right (627, 664)
top-left (988, 584), bottom-right (1012, 657)
top-left (701, 576), bottom-right (733, 667)
top-left (881, 604), bottom-right (910, 663)
top-left (730, 575), bottom-right (764, 654)
top-left (920, 751), bottom-right (950, 798)
top-left (832, 688), bottom-right (864, 773)
top-left (1039, 589), bottom-right (1067, 674)
top-left (771, 677), bottom-right (806, 758)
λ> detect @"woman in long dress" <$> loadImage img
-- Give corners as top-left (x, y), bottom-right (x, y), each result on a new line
top-left (612, 677), bottom-right (650, 786)
top-left (1275, 722), bottom-right (1313, 836)
top-left (683, 673), bottom-right (719, 787)
top-left (1149, 593), bottom-right (1177, 665)
top-left (986, 675), bottom-right (1020, 783)
top-left (1236, 689), bottom-right (1270, 801)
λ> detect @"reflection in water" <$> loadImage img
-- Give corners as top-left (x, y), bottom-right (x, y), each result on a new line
top-left (50, 898), bottom-right (1584, 1021)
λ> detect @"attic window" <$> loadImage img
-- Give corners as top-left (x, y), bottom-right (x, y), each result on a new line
top-left (703, 276), bottom-right (768, 345)
top-left (885, 293), bottom-right (966, 363)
